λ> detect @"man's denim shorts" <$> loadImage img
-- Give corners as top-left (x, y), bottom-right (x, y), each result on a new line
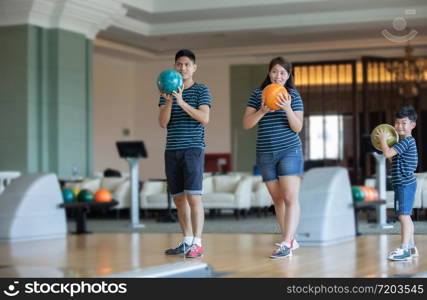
top-left (164, 147), bottom-right (204, 196)
top-left (256, 146), bottom-right (304, 182)
top-left (394, 181), bottom-right (417, 216)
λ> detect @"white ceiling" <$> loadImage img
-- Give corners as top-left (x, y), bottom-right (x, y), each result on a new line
top-left (1, 0), bottom-right (425, 58)
top-left (96, 0), bottom-right (427, 56)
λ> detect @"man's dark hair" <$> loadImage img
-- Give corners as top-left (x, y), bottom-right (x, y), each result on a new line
top-left (175, 49), bottom-right (196, 63)
top-left (396, 106), bottom-right (417, 122)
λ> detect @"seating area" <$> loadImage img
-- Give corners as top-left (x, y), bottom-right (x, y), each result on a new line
top-left (141, 173), bottom-right (272, 218)
top-left (4, 170), bottom-right (427, 223)
top-left (0, 171), bottom-right (271, 221)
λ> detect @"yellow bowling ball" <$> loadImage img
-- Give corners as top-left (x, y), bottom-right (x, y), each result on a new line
top-left (370, 124), bottom-right (399, 151)
top-left (72, 188), bottom-right (80, 198)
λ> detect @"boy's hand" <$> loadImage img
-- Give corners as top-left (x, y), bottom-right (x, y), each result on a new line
top-left (172, 87), bottom-right (184, 107)
top-left (376, 128), bottom-right (390, 142)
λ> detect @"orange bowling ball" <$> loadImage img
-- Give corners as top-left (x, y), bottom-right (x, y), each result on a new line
top-left (262, 83), bottom-right (288, 111)
top-left (359, 186), bottom-right (372, 201)
top-left (94, 189), bottom-right (113, 203)
top-left (371, 188), bottom-right (379, 201)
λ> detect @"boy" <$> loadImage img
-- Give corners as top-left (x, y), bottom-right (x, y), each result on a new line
top-left (158, 49), bottom-right (211, 258)
top-left (377, 106), bottom-right (418, 261)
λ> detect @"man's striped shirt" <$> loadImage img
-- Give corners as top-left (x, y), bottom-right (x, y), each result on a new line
top-left (159, 83), bottom-right (211, 150)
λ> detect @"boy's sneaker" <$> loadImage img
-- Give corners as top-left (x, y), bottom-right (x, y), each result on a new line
top-left (275, 239), bottom-right (300, 250)
top-left (410, 247), bottom-right (419, 257)
top-left (164, 242), bottom-right (191, 255)
top-left (270, 244), bottom-right (292, 259)
top-left (186, 244), bottom-right (204, 258)
top-left (388, 248), bottom-right (412, 261)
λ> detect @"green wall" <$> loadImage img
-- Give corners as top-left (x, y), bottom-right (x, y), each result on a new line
top-left (230, 64), bottom-right (267, 172)
top-left (0, 25), bottom-right (93, 178)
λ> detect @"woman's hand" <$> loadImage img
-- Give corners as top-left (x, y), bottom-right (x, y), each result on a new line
top-left (276, 92), bottom-right (292, 112)
top-left (260, 98), bottom-right (274, 114)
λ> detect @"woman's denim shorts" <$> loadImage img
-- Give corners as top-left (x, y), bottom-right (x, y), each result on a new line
top-left (256, 147), bottom-right (304, 182)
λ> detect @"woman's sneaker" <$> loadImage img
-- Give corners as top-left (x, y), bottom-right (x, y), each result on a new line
top-left (410, 247), bottom-right (419, 257)
top-left (275, 239), bottom-right (299, 250)
top-left (270, 244), bottom-right (292, 259)
top-left (388, 248), bottom-right (412, 261)
top-left (164, 242), bottom-right (191, 255)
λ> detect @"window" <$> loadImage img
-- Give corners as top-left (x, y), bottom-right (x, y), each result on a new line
top-left (307, 115), bottom-right (343, 160)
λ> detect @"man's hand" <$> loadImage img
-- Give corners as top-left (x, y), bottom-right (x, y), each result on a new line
top-left (172, 87), bottom-right (184, 107)
top-left (161, 92), bottom-right (173, 105)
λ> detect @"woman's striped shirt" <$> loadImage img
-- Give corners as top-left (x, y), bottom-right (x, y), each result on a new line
top-left (247, 88), bottom-right (304, 153)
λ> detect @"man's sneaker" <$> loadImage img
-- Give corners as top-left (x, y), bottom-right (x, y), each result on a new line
top-left (410, 247), bottom-right (419, 257)
top-left (164, 242), bottom-right (191, 255)
top-left (270, 244), bottom-right (292, 259)
top-left (185, 244), bottom-right (203, 258)
top-left (388, 248), bottom-right (412, 261)
top-left (275, 239), bottom-right (299, 250)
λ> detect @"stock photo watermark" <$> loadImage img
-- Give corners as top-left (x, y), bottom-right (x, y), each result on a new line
top-left (2, 280), bottom-right (127, 297)
top-left (382, 9), bottom-right (418, 43)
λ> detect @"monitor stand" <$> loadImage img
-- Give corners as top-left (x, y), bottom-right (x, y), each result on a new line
top-left (372, 152), bottom-right (393, 229)
top-left (127, 157), bottom-right (144, 228)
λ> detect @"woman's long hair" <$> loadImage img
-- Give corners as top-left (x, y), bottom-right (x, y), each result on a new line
top-left (260, 57), bottom-right (295, 90)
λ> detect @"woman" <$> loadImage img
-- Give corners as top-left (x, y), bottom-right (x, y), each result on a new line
top-left (243, 57), bottom-right (304, 259)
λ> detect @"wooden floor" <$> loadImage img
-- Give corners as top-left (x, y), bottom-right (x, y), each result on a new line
top-left (0, 233), bottom-right (426, 277)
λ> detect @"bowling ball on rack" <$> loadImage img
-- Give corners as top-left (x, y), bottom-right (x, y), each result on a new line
top-left (77, 189), bottom-right (94, 203)
top-left (351, 186), bottom-right (365, 202)
top-left (94, 189), bottom-right (113, 203)
top-left (62, 189), bottom-right (75, 203)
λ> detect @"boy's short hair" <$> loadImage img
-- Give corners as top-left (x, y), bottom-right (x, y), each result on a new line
top-left (175, 49), bottom-right (196, 63)
top-left (396, 106), bottom-right (417, 122)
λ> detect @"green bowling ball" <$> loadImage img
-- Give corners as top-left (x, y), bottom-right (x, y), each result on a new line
top-left (77, 189), bottom-right (94, 203)
top-left (351, 186), bottom-right (365, 202)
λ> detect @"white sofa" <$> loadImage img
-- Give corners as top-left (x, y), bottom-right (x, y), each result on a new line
top-left (202, 174), bottom-right (252, 216)
top-left (250, 175), bottom-right (273, 215)
top-left (140, 180), bottom-right (174, 210)
top-left (64, 177), bottom-right (130, 209)
top-left (140, 175), bottom-right (253, 217)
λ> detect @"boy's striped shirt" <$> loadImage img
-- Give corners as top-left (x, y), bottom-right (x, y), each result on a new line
top-left (391, 136), bottom-right (418, 186)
